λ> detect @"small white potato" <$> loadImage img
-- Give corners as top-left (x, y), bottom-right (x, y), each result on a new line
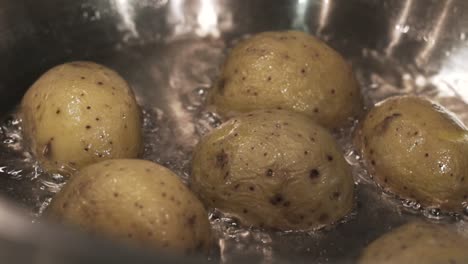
top-left (47, 159), bottom-right (213, 254)
top-left (21, 61), bottom-right (142, 174)
top-left (209, 30), bottom-right (363, 128)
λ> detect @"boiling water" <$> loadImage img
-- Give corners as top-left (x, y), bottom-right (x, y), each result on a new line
top-left (0, 37), bottom-right (467, 263)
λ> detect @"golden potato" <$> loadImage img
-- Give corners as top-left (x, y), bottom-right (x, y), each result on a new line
top-left (21, 61), bottom-right (142, 174)
top-left (358, 221), bottom-right (468, 264)
top-left (190, 110), bottom-right (354, 231)
top-left (355, 96), bottom-right (468, 212)
top-left (208, 30), bottom-right (363, 128)
top-left (47, 159), bottom-right (212, 254)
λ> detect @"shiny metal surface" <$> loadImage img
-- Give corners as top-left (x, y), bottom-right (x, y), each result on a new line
top-left (0, 0), bottom-right (468, 263)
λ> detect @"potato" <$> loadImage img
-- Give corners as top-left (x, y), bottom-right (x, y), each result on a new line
top-left (358, 221), bottom-right (468, 264)
top-left (190, 110), bottom-right (354, 231)
top-left (208, 30), bottom-right (363, 128)
top-left (21, 61), bottom-right (142, 174)
top-left (47, 159), bottom-right (212, 254)
top-left (355, 96), bottom-right (468, 212)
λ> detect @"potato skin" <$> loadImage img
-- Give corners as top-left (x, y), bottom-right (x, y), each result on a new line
top-left (358, 221), bottom-right (468, 264)
top-left (355, 96), bottom-right (468, 212)
top-left (47, 159), bottom-right (212, 254)
top-left (208, 30), bottom-right (362, 128)
top-left (190, 110), bottom-right (354, 231)
top-left (21, 61), bottom-right (142, 174)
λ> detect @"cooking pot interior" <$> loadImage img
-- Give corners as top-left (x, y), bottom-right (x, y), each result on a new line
top-left (0, 0), bottom-right (468, 263)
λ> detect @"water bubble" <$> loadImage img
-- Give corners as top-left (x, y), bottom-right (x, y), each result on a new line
top-left (423, 208), bottom-right (442, 219)
top-left (402, 199), bottom-right (421, 210)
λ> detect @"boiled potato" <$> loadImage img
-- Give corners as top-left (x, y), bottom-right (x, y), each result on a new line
top-left (358, 221), bottom-right (468, 264)
top-left (355, 96), bottom-right (468, 212)
top-left (47, 159), bottom-right (212, 254)
top-left (21, 61), bottom-right (142, 174)
top-left (208, 30), bottom-right (363, 128)
top-left (190, 110), bottom-right (354, 231)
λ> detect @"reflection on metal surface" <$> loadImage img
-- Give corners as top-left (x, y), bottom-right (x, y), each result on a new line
top-left (317, 0), bottom-right (331, 34)
top-left (431, 46), bottom-right (468, 102)
top-left (385, 0), bottom-right (413, 55)
top-left (167, 0), bottom-right (232, 38)
top-left (293, 0), bottom-right (309, 30)
top-left (416, 0), bottom-right (453, 65)
top-left (197, 0), bottom-right (219, 37)
top-left (112, 0), bottom-right (139, 39)
top-left (167, 0), bottom-right (189, 36)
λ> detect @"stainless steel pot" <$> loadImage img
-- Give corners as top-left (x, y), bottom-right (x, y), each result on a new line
top-left (0, 0), bottom-right (467, 263)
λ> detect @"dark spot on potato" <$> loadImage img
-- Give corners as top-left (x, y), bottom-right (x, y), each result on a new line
top-left (234, 184), bottom-right (240, 190)
top-left (224, 171), bottom-right (230, 179)
top-left (283, 201), bottom-right (291, 207)
top-left (331, 89), bottom-right (335, 94)
top-left (304, 150), bottom-right (309, 155)
top-left (318, 213), bottom-right (329, 222)
top-left (80, 76), bottom-right (85, 80)
top-left (254, 92), bottom-right (258, 96)
top-left (62, 202), bottom-right (68, 209)
top-left (371, 160), bottom-right (376, 166)
top-left (56, 109), bottom-right (61, 114)
top-left (266, 169), bottom-right (273, 177)
top-left (147, 231), bottom-right (153, 237)
top-left (269, 194), bottom-right (284, 205)
top-left (81, 93), bottom-right (85, 97)
top-left (249, 186), bottom-right (255, 191)
top-left (97, 81), bottom-right (103, 85)
top-left (113, 192), bottom-right (119, 197)
top-left (242, 76), bottom-right (246, 81)
top-left (243, 208), bottom-right (248, 214)
top-left (264, 152), bottom-right (268, 156)
top-left (234, 133), bottom-right (238, 137)
top-left (187, 215), bottom-right (197, 226)
top-left (384, 178), bottom-right (388, 183)
top-left (86, 106), bottom-right (91, 110)
top-left (327, 155), bottom-right (333, 161)
top-left (162, 192), bottom-right (167, 197)
top-left (425, 153), bottom-right (429, 157)
top-left (95, 117), bottom-right (100, 121)
top-left (267, 76), bottom-right (272, 81)
top-left (332, 192), bottom-right (341, 199)
top-left (309, 169), bottom-right (320, 179)
top-left (36, 104), bottom-right (41, 110)
top-left (84, 147), bottom-right (89, 152)
top-left (127, 233), bottom-right (133, 238)
top-left (376, 113), bottom-right (402, 135)
top-left (85, 125), bottom-right (91, 129)
top-left (301, 68), bottom-right (306, 74)
top-left (313, 108), bottom-right (319, 113)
